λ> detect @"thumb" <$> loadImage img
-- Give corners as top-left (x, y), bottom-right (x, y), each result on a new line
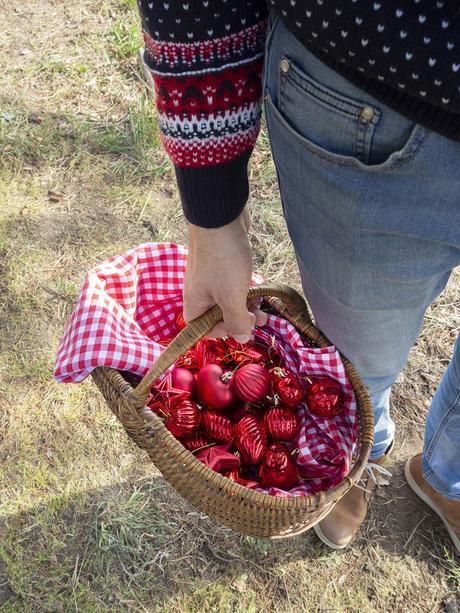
top-left (221, 302), bottom-right (255, 344)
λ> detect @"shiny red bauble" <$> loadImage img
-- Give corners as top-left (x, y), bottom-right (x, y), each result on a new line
top-left (165, 399), bottom-right (201, 438)
top-left (270, 367), bottom-right (305, 407)
top-left (196, 364), bottom-right (234, 409)
top-left (306, 377), bottom-right (344, 418)
top-left (258, 443), bottom-right (299, 489)
top-left (264, 406), bottom-right (300, 442)
top-left (171, 367), bottom-right (195, 396)
top-left (234, 413), bottom-right (267, 464)
top-left (182, 433), bottom-right (213, 452)
top-left (233, 364), bottom-right (271, 403)
top-left (201, 410), bottom-right (234, 443)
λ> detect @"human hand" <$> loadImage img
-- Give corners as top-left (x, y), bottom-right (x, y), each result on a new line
top-left (183, 209), bottom-right (267, 342)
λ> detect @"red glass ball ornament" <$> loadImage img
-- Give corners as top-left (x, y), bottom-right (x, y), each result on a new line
top-left (171, 367), bottom-right (195, 396)
top-left (258, 443), bottom-right (299, 490)
top-left (196, 364), bottom-right (234, 409)
top-left (306, 377), bottom-right (344, 418)
top-left (201, 410), bottom-right (234, 443)
top-left (270, 367), bottom-right (305, 407)
top-left (182, 433), bottom-right (213, 452)
top-left (233, 364), bottom-right (271, 403)
top-left (264, 406), bottom-right (300, 442)
top-left (234, 413), bottom-right (267, 464)
top-left (165, 399), bottom-right (201, 439)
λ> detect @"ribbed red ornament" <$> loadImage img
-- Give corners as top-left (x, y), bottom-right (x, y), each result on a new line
top-left (182, 433), bottom-right (213, 452)
top-left (258, 443), bottom-right (299, 489)
top-left (306, 377), bottom-right (344, 418)
top-left (234, 413), bottom-right (267, 464)
top-left (264, 406), bottom-right (300, 442)
top-left (201, 410), bottom-right (234, 443)
top-left (175, 311), bottom-right (187, 331)
top-left (165, 399), bottom-right (201, 439)
top-left (270, 367), bottom-right (305, 407)
top-left (233, 364), bottom-right (271, 403)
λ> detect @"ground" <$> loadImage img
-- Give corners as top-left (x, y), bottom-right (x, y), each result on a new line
top-left (0, 1), bottom-right (459, 611)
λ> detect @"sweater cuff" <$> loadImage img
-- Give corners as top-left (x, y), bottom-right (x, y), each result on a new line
top-left (174, 149), bottom-right (252, 229)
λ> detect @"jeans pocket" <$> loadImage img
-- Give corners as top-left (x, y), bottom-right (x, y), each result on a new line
top-left (278, 55), bottom-right (380, 164)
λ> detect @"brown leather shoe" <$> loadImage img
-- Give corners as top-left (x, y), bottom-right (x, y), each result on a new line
top-left (404, 454), bottom-right (460, 555)
top-left (313, 443), bottom-right (393, 549)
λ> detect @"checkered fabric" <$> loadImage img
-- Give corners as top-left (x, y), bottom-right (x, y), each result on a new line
top-left (54, 242), bottom-right (358, 497)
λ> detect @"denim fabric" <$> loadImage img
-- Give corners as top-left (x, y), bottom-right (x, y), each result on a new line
top-left (262, 11), bottom-right (460, 498)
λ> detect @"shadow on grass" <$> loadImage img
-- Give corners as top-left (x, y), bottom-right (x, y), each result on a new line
top-left (1, 452), bottom-right (458, 612)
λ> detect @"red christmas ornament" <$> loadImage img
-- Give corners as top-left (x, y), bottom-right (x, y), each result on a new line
top-left (259, 443), bottom-right (299, 490)
top-left (233, 364), bottom-right (271, 403)
top-left (182, 433), bottom-right (213, 452)
top-left (196, 443), bottom-right (241, 472)
top-left (171, 367), bottom-right (195, 396)
top-left (149, 372), bottom-right (189, 414)
top-left (225, 468), bottom-right (259, 489)
top-left (223, 338), bottom-right (265, 368)
top-left (254, 339), bottom-right (283, 368)
top-left (234, 413), bottom-right (267, 464)
top-left (306, 377), bottom-right (344, 418)
top-left (175, 311), bottom-right (187, 331)
top-left (165, 399), bottom-right (201, 439)
top-left (196, 364), bottom-right (234, 409)
top-left (270, 367), bottom-right (305, 407)
top-left (195, 338), bottom-right (228, 368)
top-left (201, 410), bottom-right (234, 443)
top-left (230, 402), bottom-right (260, 423)
top-left (176, 348), bottom-right (199, 371)
top-left (264, 406), bottom-right (300, 442)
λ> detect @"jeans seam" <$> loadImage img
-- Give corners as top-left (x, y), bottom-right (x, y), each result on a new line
top-left (425, 391), bottom-right (460, 461)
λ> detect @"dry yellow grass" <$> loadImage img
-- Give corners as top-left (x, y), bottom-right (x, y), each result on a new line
top-left (1, 0), bottom-right (459, 611)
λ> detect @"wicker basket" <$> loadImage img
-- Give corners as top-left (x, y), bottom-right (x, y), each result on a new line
top-left (91, 283), bottom-right (374, 539)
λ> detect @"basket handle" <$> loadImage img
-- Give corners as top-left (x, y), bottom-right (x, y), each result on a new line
top-left (132, 282), bottom-right (312, 406)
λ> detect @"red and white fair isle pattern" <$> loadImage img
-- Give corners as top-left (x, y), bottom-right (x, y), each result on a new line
top-left (144, 22), bottom-right (265, 168)
top-left (160, 124), bottom-right (260, 166)
top-left (143, 22), bottom-right (266, 73)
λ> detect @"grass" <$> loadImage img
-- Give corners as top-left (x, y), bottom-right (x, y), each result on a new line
top-left (1, 0), bottom-right (460, 611)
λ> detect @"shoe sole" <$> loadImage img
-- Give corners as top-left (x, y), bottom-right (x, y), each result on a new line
top-left (313, 523), bottom-right (350, 550)
top-left (404, 458), bottom-right (460, 555)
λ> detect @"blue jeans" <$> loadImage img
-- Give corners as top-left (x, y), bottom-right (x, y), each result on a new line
top-left (262, 12), bottom-right (460, 499)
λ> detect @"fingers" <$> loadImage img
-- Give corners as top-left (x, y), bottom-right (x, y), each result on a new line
top-left (220, 303), bottom-right (255, 344)
top-left (250, 306), bottom-right (268, 327)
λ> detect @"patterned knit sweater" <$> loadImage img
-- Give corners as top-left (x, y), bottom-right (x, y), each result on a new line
top-left (138, 1), bottom-right (460, 228)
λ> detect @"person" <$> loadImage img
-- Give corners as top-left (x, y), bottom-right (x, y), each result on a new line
top-left (136, 1), bottom-right (460, 551)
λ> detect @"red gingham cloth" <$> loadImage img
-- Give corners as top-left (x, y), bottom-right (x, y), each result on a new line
top-left (54, 243), bottom-right (358, 497)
